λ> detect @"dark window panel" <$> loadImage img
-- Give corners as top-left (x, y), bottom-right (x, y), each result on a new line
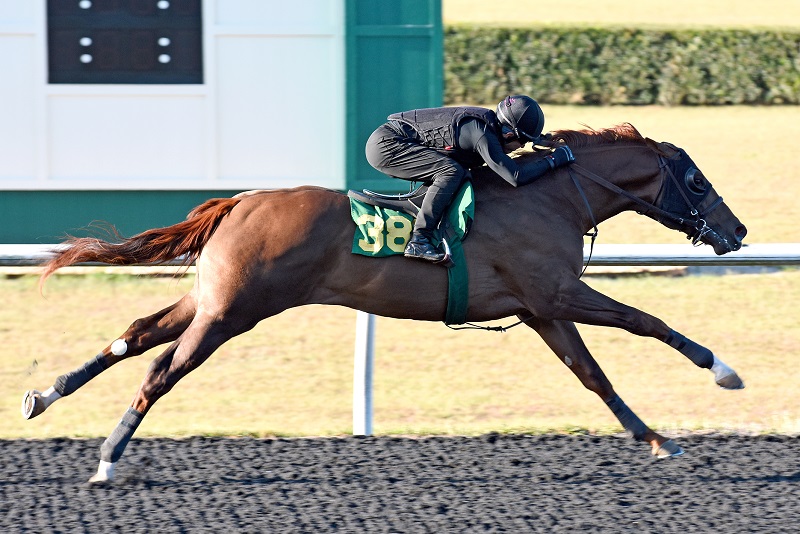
top-left (47, 0), bottom-right (203, 84)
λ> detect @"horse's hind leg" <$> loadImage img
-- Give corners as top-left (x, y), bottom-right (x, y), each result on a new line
top-left (89, 312), bottom-right (245, 483)
top-left (521, 315), bottom-right (684, 458)
top-left (22, 294), bottom-right (196, 420)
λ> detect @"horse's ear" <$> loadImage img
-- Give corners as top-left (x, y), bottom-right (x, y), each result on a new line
top-left (644, 138), bottom-right (677, 156)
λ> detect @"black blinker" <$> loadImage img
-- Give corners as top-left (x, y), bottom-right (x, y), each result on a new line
top-left (685, 168), bottom-right (707, 195)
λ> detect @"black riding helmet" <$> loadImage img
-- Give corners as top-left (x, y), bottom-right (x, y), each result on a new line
top-left (496, 95), bottom-right (545, 143)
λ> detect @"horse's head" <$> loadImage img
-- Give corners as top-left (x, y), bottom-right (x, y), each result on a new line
top-left (543, 125), bottom-right (747, 255)
top-left (645, 139), bottom-right (747, 254)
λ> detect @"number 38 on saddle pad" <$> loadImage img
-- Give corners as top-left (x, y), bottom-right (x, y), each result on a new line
top-left (347, 182), bottom-right (474, 325)
top-left (347, 182), bottom-right (474, 258)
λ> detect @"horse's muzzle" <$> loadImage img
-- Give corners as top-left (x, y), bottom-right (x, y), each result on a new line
top-left (709, 224), bottom-right (747, 255)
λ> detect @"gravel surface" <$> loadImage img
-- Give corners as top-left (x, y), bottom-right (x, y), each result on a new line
top-left (2, 434), bottom-right (798, 532)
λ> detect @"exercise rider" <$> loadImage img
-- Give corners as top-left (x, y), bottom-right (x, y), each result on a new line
top-left (365, 95), bottom-right (575, 264)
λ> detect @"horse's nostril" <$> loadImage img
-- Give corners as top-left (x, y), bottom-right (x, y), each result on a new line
top-left (735, 225), bottom-right (747, 240)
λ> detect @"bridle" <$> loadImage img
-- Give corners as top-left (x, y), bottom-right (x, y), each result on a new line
top-left (447, 147), bottom-right (727, 333)
top-left (566, 151), bottom-right (725, 275)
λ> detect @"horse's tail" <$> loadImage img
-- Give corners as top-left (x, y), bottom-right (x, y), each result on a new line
top-left (39, 197), bottom-right (241, 286)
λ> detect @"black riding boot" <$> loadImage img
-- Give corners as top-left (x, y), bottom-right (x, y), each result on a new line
top-left (405, 170), bottom-right (463, 264)
top-left (404, 230), bottom-right (446, 263)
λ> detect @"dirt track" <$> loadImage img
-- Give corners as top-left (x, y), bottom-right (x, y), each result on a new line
top-left (2, 434), bottom-right (798, 532)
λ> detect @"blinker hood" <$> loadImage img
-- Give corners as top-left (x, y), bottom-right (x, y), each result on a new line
top-left (654, 148), bottom-right (712, 222)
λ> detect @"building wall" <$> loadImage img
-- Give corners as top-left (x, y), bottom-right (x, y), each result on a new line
top-left (0, 0), bottom-right (441, 243)
top-left (0, 0), bottom-right (345, 191)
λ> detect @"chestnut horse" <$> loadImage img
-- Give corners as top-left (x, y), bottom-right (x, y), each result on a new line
top-left (23, 124), bottom-right (748, 483)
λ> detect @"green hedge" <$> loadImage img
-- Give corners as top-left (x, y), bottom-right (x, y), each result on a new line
top-left (445, 26), bottom-right (800, 105)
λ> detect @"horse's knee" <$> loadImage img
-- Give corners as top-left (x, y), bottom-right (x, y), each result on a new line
top-left (560, 355), bottom-right (612, 397)
top-left (576, 365), bottom-right (611, 397)
top-left (625, 313), bottom-right (670, 338)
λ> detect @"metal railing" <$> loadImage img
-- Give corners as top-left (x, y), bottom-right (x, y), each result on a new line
top-left (3, 243), bottom-right (800, 267)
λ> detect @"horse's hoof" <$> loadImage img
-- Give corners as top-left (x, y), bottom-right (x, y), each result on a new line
top-left (87, 473), bottom-right (111, 485)
top-left (21, 390), bottom-right (46, 420)
top-left (712, 357), bottom-right (745, 390)
top-left (716, 370), bottom-right (745, 390)
top-left (88, 461), bottom-right (116, 484)
top-left (654, 440), bottom-right (684, 459)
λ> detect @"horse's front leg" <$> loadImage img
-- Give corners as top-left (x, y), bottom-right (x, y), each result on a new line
top-left (520, 315), bottom-right (683, 458)
top-left (546, 278), bottom-right (744, 390)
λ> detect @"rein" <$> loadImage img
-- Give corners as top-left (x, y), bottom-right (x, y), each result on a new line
top-left (568, 157), bottom-right (724, 246)
top-left (448, 152), bottom-right (723, 334)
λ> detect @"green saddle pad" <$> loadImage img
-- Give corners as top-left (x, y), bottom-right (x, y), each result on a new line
top-left (349, 182), bottom-right (474, 325)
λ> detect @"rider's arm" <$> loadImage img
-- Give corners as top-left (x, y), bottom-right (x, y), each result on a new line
top-left (460, 119), bottom-right (574, 187)
top-left (458, 119), bottom-right (528, 186)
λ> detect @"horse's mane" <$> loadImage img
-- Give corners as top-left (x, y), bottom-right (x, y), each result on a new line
top-left (544, 123), bottom-right (646, 149)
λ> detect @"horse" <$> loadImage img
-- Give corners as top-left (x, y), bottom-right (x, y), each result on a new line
top-left (22, 124), bottom-right (748, 483)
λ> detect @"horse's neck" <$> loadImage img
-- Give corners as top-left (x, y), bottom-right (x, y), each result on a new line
top-left (567, 144), bottom-right (662, 225)
top-left (470, 143), bottom-right (661, 234)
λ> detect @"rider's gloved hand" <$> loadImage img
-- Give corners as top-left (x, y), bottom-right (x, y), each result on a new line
top-left (545, 146), bottom-right (575, 169)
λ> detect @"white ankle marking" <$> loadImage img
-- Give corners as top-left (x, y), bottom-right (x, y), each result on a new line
top-left (40, 387), bottom-right (62, 408)
top-left (111, 339), bottom-right (128, 356)
top-left (711, 355), bottom-right (734, 381)
top-left (91, 460), bottom-right (116, 482)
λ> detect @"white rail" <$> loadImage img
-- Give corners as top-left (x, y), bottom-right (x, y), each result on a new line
top-left (2, 243), bottom-right (800, 267)
top-left (580, 243), bottom-right (800, 266)
top-left (3, 243), bottom-right (799, 436)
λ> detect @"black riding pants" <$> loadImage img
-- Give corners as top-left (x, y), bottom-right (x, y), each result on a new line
top-left (365, 124), bottom-right (467, 234)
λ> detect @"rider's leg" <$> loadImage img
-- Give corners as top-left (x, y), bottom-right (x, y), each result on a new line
top-left (365, 126), bottom-right (466, 262)
top-left (405, 165), bottom-right (466, 261)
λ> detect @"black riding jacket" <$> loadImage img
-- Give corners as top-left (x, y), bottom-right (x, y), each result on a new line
top-left (387, 106), bottom-right (536, 186)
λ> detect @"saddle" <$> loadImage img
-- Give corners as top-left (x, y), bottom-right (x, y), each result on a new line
top-left (346, 184), bottom-right (428, 219)
top-left (346, 182), bottom-right (475, 325)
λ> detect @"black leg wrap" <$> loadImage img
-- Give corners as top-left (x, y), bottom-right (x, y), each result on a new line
top-left (666, 329), bottom-right (714, 369)
top-left (100, 407), bottom-right (144, 463)
top-left (606, 395), bottom-right (648, 441)
top-left (53, 354), bottom-right (108, 397)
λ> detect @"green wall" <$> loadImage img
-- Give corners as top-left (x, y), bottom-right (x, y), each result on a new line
top-left (0, 191), bottom-right (240, 244)
top-left (345, 0), bottom-right (443, 193)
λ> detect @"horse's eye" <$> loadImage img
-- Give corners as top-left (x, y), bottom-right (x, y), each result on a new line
top-left (685, 168), bottom-right (706, 194)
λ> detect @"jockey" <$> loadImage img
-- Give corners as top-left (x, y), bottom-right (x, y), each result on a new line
top-left (365, 95), bottom-right (575, 264)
